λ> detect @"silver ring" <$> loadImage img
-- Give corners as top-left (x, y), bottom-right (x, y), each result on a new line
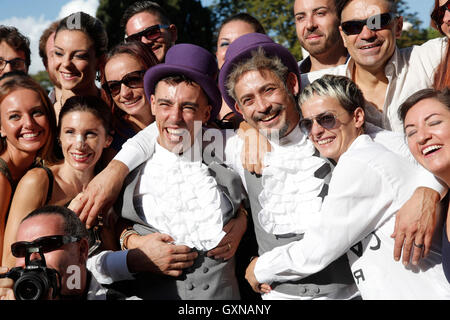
top-left (227, 243), bottom-right (232, 251)
top-left (413, 242), bottom-right (424, 249)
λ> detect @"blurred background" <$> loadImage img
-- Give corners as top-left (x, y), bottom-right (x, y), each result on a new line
top-left (0, 0), bottom-right (439, 88)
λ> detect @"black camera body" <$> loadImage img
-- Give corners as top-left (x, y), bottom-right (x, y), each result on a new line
top-left (1, 250), bottom-right (61, 300)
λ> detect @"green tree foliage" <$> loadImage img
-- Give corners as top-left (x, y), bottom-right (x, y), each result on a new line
top-left (209, 0), bottom-right (302, 60)
top-left (31, 70), bottom-right (52, 92)
top-left (96, 0), bottom-right (215, 51)
top-left (395, 0), bottom-right (441, 48)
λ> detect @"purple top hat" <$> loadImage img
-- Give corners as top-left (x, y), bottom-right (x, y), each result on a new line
top-left (143, 43), bottom-right (222, 121)
top-left (218, 33), bottom-right (301, 114)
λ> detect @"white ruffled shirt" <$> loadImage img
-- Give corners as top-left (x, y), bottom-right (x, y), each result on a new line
top-left (257, 126), bottom-right (328, 235)
top-left (134, 142), bottom-right (228, 251)
top-left (255, 135), bottom-right (450, 299)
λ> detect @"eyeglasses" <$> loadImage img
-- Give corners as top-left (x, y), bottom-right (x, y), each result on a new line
top-left (124, 24), bottom-right (169, 43)
top-left (102, 70), bottom-right (146, 97)
top-left (0, 57), bottom-right (26, 72)
top-left (341, 12), bottom-right (397, 35)
top-left (11, 235), bottom-right (81, 258)
top-left (299, 111), bottom-right (346, 135)
top-left (431, 0), bottom-right (450, 25)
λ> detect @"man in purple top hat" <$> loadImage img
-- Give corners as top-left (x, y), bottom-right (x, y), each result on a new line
top-left (103, 43), bottom-right (245, 300)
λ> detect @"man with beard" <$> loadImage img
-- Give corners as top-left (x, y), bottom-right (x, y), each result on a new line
top-left (294, 0), bottom-right (348, 73)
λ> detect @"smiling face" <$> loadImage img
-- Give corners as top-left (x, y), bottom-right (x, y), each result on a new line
top-left (339, 0), bottom-right (402, 72)
top-left (404, 98), bottom-right (450, 185)
top-left (125, 11), bottom-right (176, 62)
top-left (53, 30), bottom-right (98, 93)
top-left (0, 88), bottom-right (49, 156)
top-left (294, 0), bottom-right (343, 56)
top-left (59, 110), bottom-right (112, 172)
top-left (233, 69), bottom-right (300, 138)
top-left (216, 20), bottom-right (258, 69)
top-left (300, 94), bottom-right (364, 162)
top-left (104, 53), bottom-right (151, 122)
top-left (151, 80), bottom-right (211, 154)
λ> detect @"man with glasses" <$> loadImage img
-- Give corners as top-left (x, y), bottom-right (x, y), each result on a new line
top-left (0, 26), bottom-right (30, 77)
top-left (0, 205), bottom-right (134, 300)
top-left (302, 0), bottom-right (446, 133)
top-left (294, 0), bottom-right (348, 73)
top-left (121, 1), bottom-right (177, 62)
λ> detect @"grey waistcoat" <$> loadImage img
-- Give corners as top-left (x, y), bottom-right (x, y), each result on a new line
top-left (244, 164), bottom-right (357, 298)
top-left (115, 158), bottom-right (245, 300)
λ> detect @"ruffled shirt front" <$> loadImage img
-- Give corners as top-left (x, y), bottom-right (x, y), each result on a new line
top-left (258, 126), bottom-right (330, 235)
top-left (136, 142), bottom-right (227, 251)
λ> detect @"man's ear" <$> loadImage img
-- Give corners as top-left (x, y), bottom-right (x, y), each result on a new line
top-left (234, 102), bottom-right (244, 117)
top-left (202, 105), bottom-right (212, 124)
top-left (287, 72), bottom-right (299, 96)
top-left (339, 26), bottom-right (348, 48)
top-left (78, 238), bottom-right (89, 264)
top-left (168, 24), bottom-right (178, 44)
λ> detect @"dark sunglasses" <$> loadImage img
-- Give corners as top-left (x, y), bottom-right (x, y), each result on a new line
top-left (124, 24), bottom-right (169, 43)
top-left (299, 112), bottom-right (345, 135)
top-left (11, 235), bottom-right (81, 258)
top-left (341, 12), bottom-right (397, 35)
top-left (431, 0), bottom-right (450, 25)
top-left (0, 57), bottom-right (26, 71)
top-left (102, 70), bottom-right (146, 97)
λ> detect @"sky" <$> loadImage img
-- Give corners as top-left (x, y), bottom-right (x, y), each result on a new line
top-left (0, 0), bottom-right (436, 74)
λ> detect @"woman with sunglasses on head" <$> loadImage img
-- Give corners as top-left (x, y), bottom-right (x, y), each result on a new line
top-left (2, 95), bottom-right (114, 267)
top-left (100, 40), bottom-right (158, 155)
top-left (52, 12), bottom-right (108, 119)
top-left (248, 75), bottom-right (450, 299)
top-left (0, 74), bottom-right (57, 264)
top-left (399, 88), bottom-right (450, 283)
top-left (432, 0), bottom-right (450, 89)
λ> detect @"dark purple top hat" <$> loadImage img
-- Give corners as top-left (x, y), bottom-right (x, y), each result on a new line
top-left (143, 43), bottom-right (222, 121)
top-left (218, 33), bottom-right (300, 114)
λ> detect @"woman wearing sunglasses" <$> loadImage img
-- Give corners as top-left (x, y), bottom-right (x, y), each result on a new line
top-left (250, 75), bottom-right (450, 299)
top-left (100, 41), bottom-right (158, 155)
top-left (2, 95), bottom-right (114, 267)
top-left (432, 0), bottom-right (450, 89)
top-left (399, 88), bottom-right (450, 283)
top-left (52, 12), bottom-right (108, 119)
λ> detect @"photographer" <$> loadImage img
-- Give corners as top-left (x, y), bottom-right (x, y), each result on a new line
top-left (0, 205), bottom-right (127, 300)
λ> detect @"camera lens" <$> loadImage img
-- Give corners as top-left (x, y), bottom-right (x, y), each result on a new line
top-left (14, 273), bottom-right (47, 300)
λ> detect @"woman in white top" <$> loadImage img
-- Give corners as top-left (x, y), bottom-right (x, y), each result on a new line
top-left (248, 75), bottom-right (450, 299)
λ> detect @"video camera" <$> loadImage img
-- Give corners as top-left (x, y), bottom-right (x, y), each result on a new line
top-left (0, 248), bottom-right (61, 300)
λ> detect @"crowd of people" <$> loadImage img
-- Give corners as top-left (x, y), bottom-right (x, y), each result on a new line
top-left (0, 0), bottom-right (449, 301)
